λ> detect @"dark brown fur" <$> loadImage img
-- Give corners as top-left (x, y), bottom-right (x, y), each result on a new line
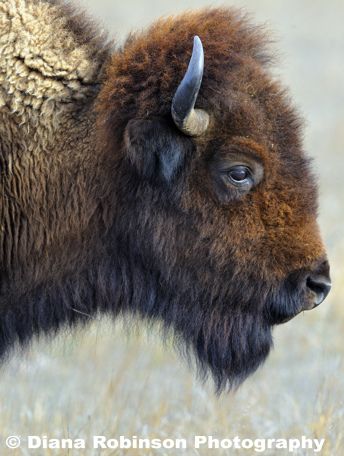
top-left (0, 3), bottom-right (328, 391)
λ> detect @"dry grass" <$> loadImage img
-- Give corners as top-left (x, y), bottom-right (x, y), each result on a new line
top-left (1, 310), bottom-right (344, 455)
top-left (1, 0), bottom-right (343, 454)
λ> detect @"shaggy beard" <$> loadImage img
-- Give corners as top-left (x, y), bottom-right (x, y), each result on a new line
top-left (133, 270), bottom-right (304, 393)
top-left (173, 281), bottom-right (305, 393)
top-left (126, 273), bottom-right (275, 393)
top-left (0, 257), bottom-right (289, 394)
top-left (158, 300), bottom-right (273, 393)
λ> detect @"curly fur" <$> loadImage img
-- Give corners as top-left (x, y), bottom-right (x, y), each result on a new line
top-left (0, 1), bottom-right (328, 391)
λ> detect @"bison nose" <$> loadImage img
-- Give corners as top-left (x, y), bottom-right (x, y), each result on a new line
top-left (306, 275), bottom-right (331, 306)
top-left (306, 260), bottom-right (331, 307)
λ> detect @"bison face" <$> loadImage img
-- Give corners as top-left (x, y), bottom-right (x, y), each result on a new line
top-left (98, 9), bottom-right (331, 391)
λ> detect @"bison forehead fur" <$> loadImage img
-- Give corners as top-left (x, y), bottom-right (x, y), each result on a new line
top-left (0, 1), bottom-right (329, 391)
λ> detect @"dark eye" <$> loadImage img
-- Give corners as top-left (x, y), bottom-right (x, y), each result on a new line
top-left (227, 165), bottom-right (252, 185)
top-left (211, 149), bottom-right (264, 203)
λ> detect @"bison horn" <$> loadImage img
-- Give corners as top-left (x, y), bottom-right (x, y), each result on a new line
top-left (171, 36), bottom-right (210, 136)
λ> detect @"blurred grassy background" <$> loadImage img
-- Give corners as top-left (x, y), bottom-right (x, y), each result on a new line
top-left (1, 0), bottom-right (343, 454)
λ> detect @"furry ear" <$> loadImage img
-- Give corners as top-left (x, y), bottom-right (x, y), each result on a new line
top-left (124, 118), bottom-right (190, 182)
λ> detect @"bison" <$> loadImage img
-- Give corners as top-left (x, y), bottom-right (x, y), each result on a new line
top-left (0, 0), bottom-right (331, 391)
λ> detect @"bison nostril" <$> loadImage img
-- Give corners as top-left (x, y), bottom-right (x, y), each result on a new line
top-left (306, 275), bottom-right (332, 307)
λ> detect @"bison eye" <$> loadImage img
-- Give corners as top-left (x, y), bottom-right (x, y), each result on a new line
top-left (210, 147), bottom-right (264, 203)
top-left (227, 165), bottom-right (252, 184)
top-left (224, 165), bottom-right (254, 191)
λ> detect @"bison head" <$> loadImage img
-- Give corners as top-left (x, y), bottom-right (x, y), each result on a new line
top-left (0, 4), bottom-right (331, 391)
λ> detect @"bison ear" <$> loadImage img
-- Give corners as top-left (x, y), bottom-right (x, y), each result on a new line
top-left (124, 118), bottom-right (190, 182)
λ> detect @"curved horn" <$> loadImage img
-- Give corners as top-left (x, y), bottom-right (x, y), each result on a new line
top-left (171, 36), bottom-right (210, 136)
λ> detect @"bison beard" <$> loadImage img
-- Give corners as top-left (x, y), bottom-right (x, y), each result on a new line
top-left (0, 251), bottom-right (276, 392)
top-left (0, 2), bottom-right (331, 392)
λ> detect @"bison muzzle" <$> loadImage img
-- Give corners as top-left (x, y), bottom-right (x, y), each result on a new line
top-left (0, 1), bottom-right (331, 391)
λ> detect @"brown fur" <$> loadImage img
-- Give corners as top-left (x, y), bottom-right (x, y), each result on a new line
top-left (97, 8), bottom-right (325, 283)
top-left (0, 2), bottom-right (329, 391)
